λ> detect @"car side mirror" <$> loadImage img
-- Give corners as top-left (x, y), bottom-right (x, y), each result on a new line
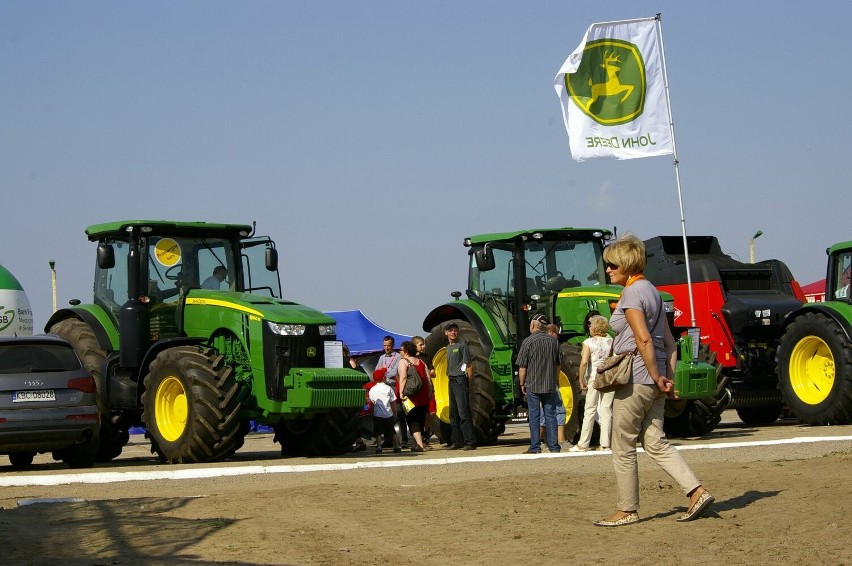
top-left (97, 244), bottom-right (115, 269)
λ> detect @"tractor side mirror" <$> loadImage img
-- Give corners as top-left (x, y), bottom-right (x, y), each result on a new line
top-left (97, 244), bottom-right (115, 269)
top-left (474, 247), bottom-right (495, 272)
top-left (265, 247), bottom-right (278, 271)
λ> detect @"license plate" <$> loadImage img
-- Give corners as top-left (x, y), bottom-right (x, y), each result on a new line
top-left (13, 390), bottom-right (56, 403)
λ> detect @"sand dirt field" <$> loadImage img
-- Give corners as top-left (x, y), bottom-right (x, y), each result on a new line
top-left (1, 417), bottom-right (850, 565)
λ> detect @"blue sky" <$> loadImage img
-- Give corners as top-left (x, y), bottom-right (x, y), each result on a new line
top-left (2, 2), bottom-right (850, 336)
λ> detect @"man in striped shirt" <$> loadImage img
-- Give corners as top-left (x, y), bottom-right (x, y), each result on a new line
top-left (517, 313), bottom-right (562, 454)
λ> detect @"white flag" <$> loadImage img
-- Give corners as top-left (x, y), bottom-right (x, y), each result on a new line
top-left (554, 17), bottom-right (672, 161)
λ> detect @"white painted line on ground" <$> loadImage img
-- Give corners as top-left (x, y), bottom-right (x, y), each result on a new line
top-left (16, 497), bottom-right (85, 506)
top-left (3, 435), bottom-right (851, 488)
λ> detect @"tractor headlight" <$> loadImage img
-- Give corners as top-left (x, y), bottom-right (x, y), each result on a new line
top-left (318, 324), bottom-right (337, 336)
top-left (664, 300), bottom-right (675, 314)
top-left (267, 322), bottom-right (306, 336)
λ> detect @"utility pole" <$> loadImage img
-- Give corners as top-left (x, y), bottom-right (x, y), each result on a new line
top-left (49, 259), bottom-right (57, 313)
top-left (749, 231), bottom-right (763, 263)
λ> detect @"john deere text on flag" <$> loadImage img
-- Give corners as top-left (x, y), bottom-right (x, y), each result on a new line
top-left (554, 17), bottom-right (672, 161)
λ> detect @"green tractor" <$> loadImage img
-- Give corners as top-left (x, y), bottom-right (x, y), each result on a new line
top-left (422, 227), bottom-right (658, 445)
top-left (778, 241), bottom-right (852, 424)
top-left (47, 220), bottom-right (367, 464)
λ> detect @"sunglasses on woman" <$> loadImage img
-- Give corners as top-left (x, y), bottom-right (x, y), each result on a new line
top-left (604, 262), bottom-right (619, 270)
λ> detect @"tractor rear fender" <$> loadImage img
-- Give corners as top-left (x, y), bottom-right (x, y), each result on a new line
top-left (781, 304), bottom-right (852, 342)
top-left (422, 301), bottom-right (496, 353)
top-left (45, 306), bottom-right (118, 352)
top-left (138, 336), bottom-right (206, 381)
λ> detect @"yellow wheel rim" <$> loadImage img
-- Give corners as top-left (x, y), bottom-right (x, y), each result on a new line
top-left (432, 347), bottom-right (451, 424)
top-left (789, 335), bottom-right (835, 405)
top-left (434, 348), bottom-right (574, 424)
top-left (155, 375), bottom-right (188, 442)
top-left (558, 370), bottom-right (574, 424)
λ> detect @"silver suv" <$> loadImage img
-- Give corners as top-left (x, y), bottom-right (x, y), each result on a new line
top-left (0, 335), bottom-right (100, 469)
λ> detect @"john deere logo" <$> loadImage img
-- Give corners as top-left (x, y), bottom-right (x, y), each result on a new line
top-left (566, 39), bottom-right (646, 125)
top-left (306, 347), bottom-right (316, 358)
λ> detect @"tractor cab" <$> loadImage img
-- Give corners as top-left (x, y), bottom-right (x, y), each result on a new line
top-left (464, 228), bottom-right (615, 347)
top-left (89, 221), bottom-right (280, 341)
top-left (828, 243), bottom-right (852, 301)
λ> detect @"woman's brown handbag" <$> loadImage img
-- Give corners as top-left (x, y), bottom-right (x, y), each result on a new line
top-left (594, 349), bottom-right (636, 393)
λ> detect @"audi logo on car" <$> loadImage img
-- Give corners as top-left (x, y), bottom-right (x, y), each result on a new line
top-left (24, 379), bottom-right (45, 387)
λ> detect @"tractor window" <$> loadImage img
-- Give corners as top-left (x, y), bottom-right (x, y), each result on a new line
top-left (197, 241), bottom-right (232, 292)
top-left (469, 245), bottom-right (516, 343)
top-left (834, 252), bottom-right (851, 300)
top-left (524, 240), bottom-right (605, 294)
top-left (146, 236), bottom-right (236, 301)
top-left (241, 238), bottom-right (282, 298)
top-left (94, 242), bottom-right (129, 323)
top-left (470, 246), bottom-right (514, 300)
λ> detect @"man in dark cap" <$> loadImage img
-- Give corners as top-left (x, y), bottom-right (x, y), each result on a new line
top-left (444, 322), bottom-right (477, 450)
top-left (517, 313), bottom-right (562, 453)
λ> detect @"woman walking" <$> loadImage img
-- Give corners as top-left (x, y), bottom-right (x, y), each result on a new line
top-left (594, 234), bottom-right (713, 527)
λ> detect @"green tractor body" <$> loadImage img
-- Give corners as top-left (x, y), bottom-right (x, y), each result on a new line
top-left (422, 227), bottom-right (682, 445)
top-left (777, 241), bottom-right (852, 425)
top-left (47, 220), bottom-right (366, 463)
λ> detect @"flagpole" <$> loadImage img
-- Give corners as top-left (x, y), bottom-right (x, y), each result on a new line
top-left (590, 16), bottom-right (657, 27)
top-left (656, 13), bottom-right (697, 328)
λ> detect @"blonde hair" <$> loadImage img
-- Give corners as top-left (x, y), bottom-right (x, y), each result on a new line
top-left (412, 336), bottom-right (425, 346)
top-left (603, 233), bottom-right (646, 276)
top-left (588, 315), bottom-right (609, 337)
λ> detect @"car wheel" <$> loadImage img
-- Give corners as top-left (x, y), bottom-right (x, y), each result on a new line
top-left (8, 452), bottom-right (36, 469)
top-left (57, 439), bottom-right (99, 469)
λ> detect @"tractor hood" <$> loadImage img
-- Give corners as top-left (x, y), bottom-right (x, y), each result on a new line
top-left (184, 291), bottom-right (336, 325)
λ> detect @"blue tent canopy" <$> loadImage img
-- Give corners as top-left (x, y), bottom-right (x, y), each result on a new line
top-left (325, 310), bottom-right (412, 356)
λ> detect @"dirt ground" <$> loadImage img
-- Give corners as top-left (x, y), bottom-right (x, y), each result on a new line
top-left (1, 421), bottom-right (851, 566)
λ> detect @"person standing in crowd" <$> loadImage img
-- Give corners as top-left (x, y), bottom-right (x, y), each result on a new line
top-left (595, 234), bottom-right (713, 527)
top-left (376, 336), bottom-right (400, 387)
top-left (445, 323), bottom-right (476, 450)
top-left (344, 343), bottom-right (370, 452)
top-left (572, 314), bottom-right (614, 452)
top-left (543, 324), bottom-right (567, 447)
top-left (412, 335), bottom-right (437, 448)
top-left (368, 370), bottom-right (401, 454)
top-left (397, 341), bottom-right (432, 452)
top-left (517, 314), bottom-right (562, 454)
top-left (375, 336), bottom-right (405, 446)
top-left (411, 336), bottom-right (436, 379)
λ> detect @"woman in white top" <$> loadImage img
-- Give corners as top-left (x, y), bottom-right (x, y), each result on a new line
top-left (571, 315), bottom-right (614, 451)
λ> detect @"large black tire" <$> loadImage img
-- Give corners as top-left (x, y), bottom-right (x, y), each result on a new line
top-left (737, 405), bottom-right (784, 425)
top-left (778, 311), bottom-right (852, 425)
top-left (142, 346), bottom-right (242, 464)
top-left (49, 318), bottom-right (129, 461)
top-left (663, 345), bottom-right (726, 438)
top-left (559, 342), bottom-right (583, 444)
top-left (425, 319), bottom-right (500, 446)
top-left (8, 452), bottom-right (36, 469)
top-left (272, 408), bottom-right (361, 457)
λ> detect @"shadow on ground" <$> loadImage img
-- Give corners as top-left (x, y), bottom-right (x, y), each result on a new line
top-left (0, 496), bottom-right (286, 565)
